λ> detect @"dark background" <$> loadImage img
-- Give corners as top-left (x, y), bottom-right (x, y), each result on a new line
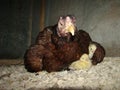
top-left (0, 0), bottom-right (120, 59)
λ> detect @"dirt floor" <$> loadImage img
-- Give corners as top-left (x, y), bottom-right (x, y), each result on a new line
top-left (0, 57), bottom-right (120, 90)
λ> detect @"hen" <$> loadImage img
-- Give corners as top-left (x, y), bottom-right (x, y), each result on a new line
top-left (24, 15), bottom-right (83, 72)
top-left (24, 15), bottom-right (105, 73)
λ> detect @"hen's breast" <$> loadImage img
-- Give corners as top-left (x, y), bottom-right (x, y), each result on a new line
top-left (54, 41), bottom-right (82, 64)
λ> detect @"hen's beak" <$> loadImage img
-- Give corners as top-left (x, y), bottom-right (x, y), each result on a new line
top-left (65, 25), bottom-right (75, 36)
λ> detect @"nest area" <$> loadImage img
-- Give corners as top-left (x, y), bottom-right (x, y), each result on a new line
top-left (0, 57), bottom-right (120, 90)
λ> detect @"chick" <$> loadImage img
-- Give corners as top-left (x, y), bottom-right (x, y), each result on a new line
top-left (88, 42), bottom-right (97, 59)
top-left (69, 54), bottom-right (92, 70)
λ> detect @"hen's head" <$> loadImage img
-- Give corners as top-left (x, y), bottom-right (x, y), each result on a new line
top-left (57, 15), bottom-right (76, 37)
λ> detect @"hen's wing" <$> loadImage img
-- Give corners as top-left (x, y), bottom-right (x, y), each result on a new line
top-left (74, 30), bottom-right (92, 53)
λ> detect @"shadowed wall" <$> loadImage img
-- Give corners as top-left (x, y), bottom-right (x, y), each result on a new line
top-left (0, 0), bottom-right (41, 59)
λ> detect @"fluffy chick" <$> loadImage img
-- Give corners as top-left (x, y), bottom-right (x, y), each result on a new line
top-left (88, 43), bottom-right (97, 59)
top-left (69, 54), bottom-right (92, 70)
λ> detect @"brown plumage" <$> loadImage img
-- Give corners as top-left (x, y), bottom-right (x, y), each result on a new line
top-left (74, 30), bottom-right (92, 54)
top-left (24, 44), bottom-right (44, 72)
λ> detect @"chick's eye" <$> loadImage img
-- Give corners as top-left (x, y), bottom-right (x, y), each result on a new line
top-left (90, 48), bottom-right (92, 51)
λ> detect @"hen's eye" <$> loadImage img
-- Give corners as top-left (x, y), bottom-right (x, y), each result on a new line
top-left (60, 23), bottom-right (63, 26)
